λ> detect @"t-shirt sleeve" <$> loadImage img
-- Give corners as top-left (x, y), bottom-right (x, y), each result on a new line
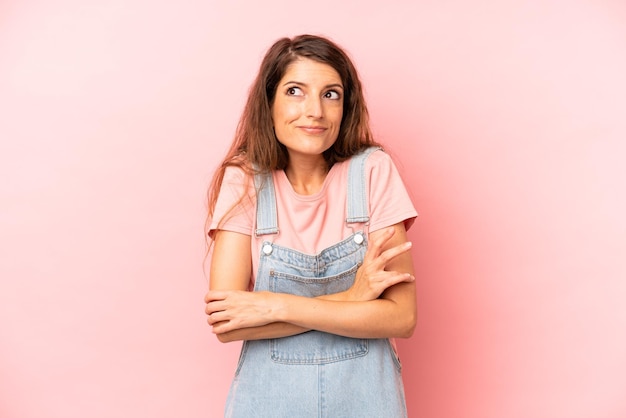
top-left (208, 166), bottom-right (255, 239)
top-left (366, 150), bottom-right (418, 233)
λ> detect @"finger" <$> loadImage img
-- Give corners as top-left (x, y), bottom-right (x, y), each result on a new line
top-left (378, 241), bottom-right (412, 266)
top-left (372, 227), bottom-right (395, 249)
top-left (210, 320), bottom-right (230, 333)
top-left (204, 290), bottom-right (229, 303)
top-left (363, 227), bottom-right (396, 262)
top-left (363, 240), bottom-right (411, 274)
top-left (213, 318), bottom-right (245, 334)
top-left (381, 272), bottom-right (415, 290)
top-left (207, 310), bottom-right (228, 325)
top-left (204, 291), bottom-right (219, 303)
top-left (205, 300), bottom-right (227, 315)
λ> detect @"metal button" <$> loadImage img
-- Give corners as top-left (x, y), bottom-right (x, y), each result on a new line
top-left (262, 243), bottom-right (273, 255)
top-left (353, 233), bottom-right (364, 245)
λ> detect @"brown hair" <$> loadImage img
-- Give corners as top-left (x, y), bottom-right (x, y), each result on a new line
top-left (206, 34), bottom-right (379, 236)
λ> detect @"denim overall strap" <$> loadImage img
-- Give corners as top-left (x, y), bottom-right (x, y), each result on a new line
top-left (346, 146), bottom-right (382, 224)
top-left (253, 171), bottom-right (278, 236)
top-left (254, 146), bottom-right (381, 235)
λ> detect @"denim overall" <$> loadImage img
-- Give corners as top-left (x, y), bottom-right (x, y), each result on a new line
top-left (225, 148), bottom-right (408, 418)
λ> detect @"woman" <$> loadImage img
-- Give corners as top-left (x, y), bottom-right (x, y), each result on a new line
top-left (205, 34), bottom-right (418, 417)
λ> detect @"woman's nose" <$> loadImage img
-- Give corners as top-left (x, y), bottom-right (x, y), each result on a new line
top-left (305, 96), bottom-right (323, 119)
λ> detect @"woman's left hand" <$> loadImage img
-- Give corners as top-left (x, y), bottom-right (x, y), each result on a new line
top-left (205, 290), bottom-right (278, 334)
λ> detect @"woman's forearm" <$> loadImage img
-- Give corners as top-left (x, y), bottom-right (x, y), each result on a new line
top-left (274, 285), bottom-right (416, 339)
top-left (216, 296), bottom-right (414, 342)
top-left (215, 321), bottom-right (309, 343)
top-left (212, 291), bottom-right (375, 343)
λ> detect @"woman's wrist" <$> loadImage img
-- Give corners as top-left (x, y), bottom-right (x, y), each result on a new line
top-left (317, 290), bottom-right (349, 302)
top-left (270, 292), bottom-right (291, 322)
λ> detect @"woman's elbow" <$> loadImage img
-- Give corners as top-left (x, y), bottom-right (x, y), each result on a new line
top-left (398, 311), bottom-right (417, 338)
top-left (215, 332), bottom-right (237, 344)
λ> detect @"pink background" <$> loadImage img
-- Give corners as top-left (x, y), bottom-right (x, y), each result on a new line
top-left (1, 1), bottom-right (625, 417)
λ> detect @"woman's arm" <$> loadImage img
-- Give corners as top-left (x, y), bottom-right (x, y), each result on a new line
top-left (207, 229), bottom-right (309, 342)
top-left (206, 222), bottom-right (416, 341)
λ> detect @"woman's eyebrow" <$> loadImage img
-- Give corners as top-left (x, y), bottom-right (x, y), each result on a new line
top-left (281, 81), bottom-right (344, 90)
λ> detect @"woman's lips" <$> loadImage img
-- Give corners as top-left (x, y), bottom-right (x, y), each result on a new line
top-left (298, 126), bottom-right (327, 134)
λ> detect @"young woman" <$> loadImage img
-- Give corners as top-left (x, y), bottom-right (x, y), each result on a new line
top-left (205, 34), bottom-right (418, 417)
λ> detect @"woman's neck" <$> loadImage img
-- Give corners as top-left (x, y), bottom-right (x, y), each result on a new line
top-left (284, 155), bottom-right (329, 195)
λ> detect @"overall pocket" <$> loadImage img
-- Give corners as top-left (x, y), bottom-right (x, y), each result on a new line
top-left (268, 265), bottom-right (369, 364)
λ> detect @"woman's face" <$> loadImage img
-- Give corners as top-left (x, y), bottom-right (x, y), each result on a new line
top-left (271, 58), bottom-right (344, 161)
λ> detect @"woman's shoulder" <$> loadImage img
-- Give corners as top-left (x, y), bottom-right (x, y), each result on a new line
top-left (362, 147), bottom-right (411, 192)
top-left (330, 147), bottom-right (398, 183)
top-left (222, 163), bottom-right (254, 186)
top-left (362, 147), bottom-right (398, 172)
top-left (217, 164), bottom-right (256, 206)
top-left (222, 163), bottom-right (246, 177)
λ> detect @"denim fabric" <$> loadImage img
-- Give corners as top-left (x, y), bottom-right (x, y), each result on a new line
top-left (225, 148), bottom-right (407, 417)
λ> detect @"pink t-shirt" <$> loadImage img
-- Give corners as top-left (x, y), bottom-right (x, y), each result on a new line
top-left (209, 150), bottom-right (417, 289)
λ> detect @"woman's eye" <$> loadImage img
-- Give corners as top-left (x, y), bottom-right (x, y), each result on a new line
top-left (286, 87), bottom-right (303, 96)
top-left (324, 90), bottom-right (341, 100)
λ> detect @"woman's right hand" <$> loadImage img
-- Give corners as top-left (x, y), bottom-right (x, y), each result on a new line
top-left (345, 227), bottom-right (414, 302)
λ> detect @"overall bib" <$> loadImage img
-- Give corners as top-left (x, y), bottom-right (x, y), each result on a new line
top-left (225, 148), bottom-right (408, 418)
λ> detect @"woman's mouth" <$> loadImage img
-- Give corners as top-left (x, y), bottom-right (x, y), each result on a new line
top-left (298, 126), bottom-right (327, 135)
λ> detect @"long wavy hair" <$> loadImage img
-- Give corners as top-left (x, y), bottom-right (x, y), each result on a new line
top-left (206, 34), bottom-right (380, 237)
